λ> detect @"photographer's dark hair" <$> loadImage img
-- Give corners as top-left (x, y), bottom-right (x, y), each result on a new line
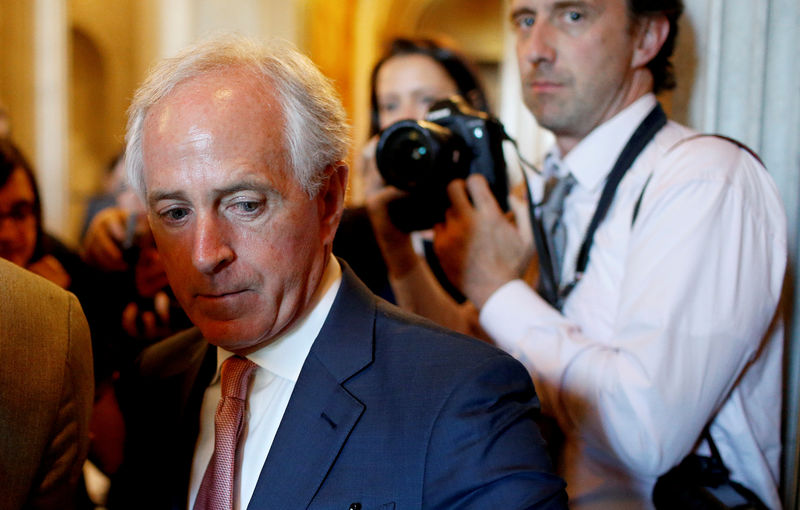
top-left (0, 138), bottom-right (44, 257)
top-left (628, 0), bottom-right (684, 94)
top-left (368, 37), bottom-right (490, 136)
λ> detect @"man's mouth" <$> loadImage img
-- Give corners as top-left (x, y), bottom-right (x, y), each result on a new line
top-left (197, 289), bottom-right (248, 299)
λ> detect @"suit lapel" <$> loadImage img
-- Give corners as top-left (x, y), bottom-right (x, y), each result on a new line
top-left (175, 341), bottom-right (217, 508)
top-left (157, 330), bottom-right (217, 510)
top-left (248, 263), bottom-right (375, 509)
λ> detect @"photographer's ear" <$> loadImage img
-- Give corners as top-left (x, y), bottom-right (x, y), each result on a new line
top-left (632, 14), bottom-right (670, 70)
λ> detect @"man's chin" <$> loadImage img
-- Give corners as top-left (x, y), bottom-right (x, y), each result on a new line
top-left (193, 316), bottom-right (275, 354)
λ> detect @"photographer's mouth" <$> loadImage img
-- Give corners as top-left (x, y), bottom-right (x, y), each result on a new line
top-left (527, 79), bottom-right (563, 93)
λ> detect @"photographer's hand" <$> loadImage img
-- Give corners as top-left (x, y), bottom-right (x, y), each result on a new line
top-left (81, 207), bottom-right (130, 272)
top-left (28, 255), bottom-right (71, 289)
top-left (121, 290), bottom-right (172, 342)
top-left (135, 245), bottom-right (169, 298)
top-left (362, 135), bottom-right (421, 279)
top-left (434, 174), bottom-right (534, 309)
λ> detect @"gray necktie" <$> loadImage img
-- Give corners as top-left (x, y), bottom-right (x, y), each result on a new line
top-left (540, 173), bottom-right (576, 289)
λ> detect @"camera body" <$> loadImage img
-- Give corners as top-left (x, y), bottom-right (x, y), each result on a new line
top-left (375, 96), bottom-right (508, 232)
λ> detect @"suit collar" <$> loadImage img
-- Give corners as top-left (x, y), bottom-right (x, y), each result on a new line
top-left (308, 260), bottom-right (376, 383)
top-left (247, 261), bottom-right (375, 509)
top-left (213, 256), bottom-right (344, 384)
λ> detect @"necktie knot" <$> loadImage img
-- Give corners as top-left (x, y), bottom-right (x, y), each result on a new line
top-left (221, 355), bottom-right (257, 401)
top-left (538, 172), bottom-right (576, 299)
top-left (541, 173), bottom-right (576, 218)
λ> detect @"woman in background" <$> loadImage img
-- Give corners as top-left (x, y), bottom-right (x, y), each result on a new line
top-left (334, 36), bottom-right (494, 339)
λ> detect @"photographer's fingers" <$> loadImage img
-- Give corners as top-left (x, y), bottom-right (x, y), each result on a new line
top-left (82, 208), bottom-right (129, 271)
top-left (360, 136), bottom-right (385, 199)
top-left (140, 311), bottom-right (159, 340)
top-left (154, 291), bottom-right (171, 324)
top-left (465, 174), bottom-right (504, 216)
top-left (365, 186), bottom-right (419, 278)
top-left (121, 302), bottom-right (139, 338)
top-left (445, 179), bottom-right (473, 215)
top-left (28, 255), bottom-right (71, 289)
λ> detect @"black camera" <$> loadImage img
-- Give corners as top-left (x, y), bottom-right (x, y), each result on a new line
top-left (375, 96), bottom-right (509, 232)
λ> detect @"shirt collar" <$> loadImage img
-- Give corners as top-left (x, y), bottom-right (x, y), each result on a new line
top-left (547, 93), bottom-right (657, 192)
top-left (213, 254), bottom-right (342, 383)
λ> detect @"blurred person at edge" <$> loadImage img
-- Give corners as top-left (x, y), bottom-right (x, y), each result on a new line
top-left (335, 36), bottom-right (500, 340)
top-left (0, 140), bottom-right (121, 369)
top-left (0, 101), bottom-right (10, 139)
top-left (81, 151), bottom-right (191, 347)
top-left (0, 257), bottom-right (93, 510)
top-left (429, 0), bottom-right (786, 508)
top-left (0, 138), bottom-right (75, 286)
top-left (0, 138), bottom-right (117, 503)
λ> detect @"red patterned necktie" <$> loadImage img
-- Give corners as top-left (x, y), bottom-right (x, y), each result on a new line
top-left (194, 355), bottom-right (257, 510)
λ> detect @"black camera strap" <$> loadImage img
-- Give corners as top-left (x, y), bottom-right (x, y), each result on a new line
top-left (527, 103), bottom-right (667, 309)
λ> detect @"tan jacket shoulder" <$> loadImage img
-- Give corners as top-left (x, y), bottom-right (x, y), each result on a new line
top-left (0, 257), bottom-right (94, 510)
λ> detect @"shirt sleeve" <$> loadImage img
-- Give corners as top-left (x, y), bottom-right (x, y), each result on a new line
top-left (479, 138), bottom-right (787, 477)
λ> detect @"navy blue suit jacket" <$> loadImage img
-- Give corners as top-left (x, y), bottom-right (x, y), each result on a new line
top-left (110, 263), bottom-right (566, 509)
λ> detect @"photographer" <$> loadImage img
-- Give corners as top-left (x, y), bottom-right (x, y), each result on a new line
top-left (431, 0), bottom-right (785, 508)
top-left (342, 36), bottom-right (502, 339)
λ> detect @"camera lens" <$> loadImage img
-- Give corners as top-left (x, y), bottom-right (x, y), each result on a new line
top-left (381, 127), bottom-right (431, 188)
top-left (376, 120), bottom-right (465, 193)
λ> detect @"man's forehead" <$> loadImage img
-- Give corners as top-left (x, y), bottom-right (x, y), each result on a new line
top-left (147, 68), bottom-right (278, 128)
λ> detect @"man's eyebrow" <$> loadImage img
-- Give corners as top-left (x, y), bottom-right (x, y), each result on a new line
top-left (510, 5), bottom-right (536, 21)
top-left (147, 180), bottom-right (281, 208)
top-left (552, 1), bottom-right (589, 11)
top-left (148, 190), bottom-right (186, 208)
top-left (213, 182), bottom-right (276, 195)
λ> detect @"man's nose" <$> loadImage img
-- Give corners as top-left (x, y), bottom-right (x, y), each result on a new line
top-left (191, 214), bottom-right (234, 274)
top-left (518, 20), bottom-right (556, 65)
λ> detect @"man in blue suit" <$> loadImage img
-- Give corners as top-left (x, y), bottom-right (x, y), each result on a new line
top-left (108, 33), bottom-right (566, 510)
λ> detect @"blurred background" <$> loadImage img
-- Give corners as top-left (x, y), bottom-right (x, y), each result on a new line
top-left (1, 0), bottom-right (798, 507)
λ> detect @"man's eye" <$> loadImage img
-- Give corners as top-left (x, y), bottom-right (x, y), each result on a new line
top-left (235, 201), bottom-right (260, 213)
top-left (513, 14), bottom-right (535, 30)
top-left (163, 208), bottom-right (189, 221)
top-left (564, 10), bottom-right (583, 22)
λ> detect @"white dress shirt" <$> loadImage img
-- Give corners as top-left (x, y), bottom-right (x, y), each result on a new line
top-left (188, 256), bottom-right (342, 510)
top-left (481, 94), bottom-right (786, 509)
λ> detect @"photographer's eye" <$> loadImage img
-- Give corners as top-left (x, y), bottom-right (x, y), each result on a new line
top-left (511, 13), bottom-right (536, 31)
top-left (563, 9), bottom-right (583, 23)
top-left (420, 96), bottom-right (438, 109)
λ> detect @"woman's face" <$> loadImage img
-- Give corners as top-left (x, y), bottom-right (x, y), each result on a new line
top-left (0, 167), bottom-right (37, 267)
top-left (376, 53), bottom-right (460, 130)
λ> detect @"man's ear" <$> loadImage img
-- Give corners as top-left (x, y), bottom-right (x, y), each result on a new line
top-left (632, 14), bottom-right (670, 69)
top-left (317, 161), bottom-right (349, 246)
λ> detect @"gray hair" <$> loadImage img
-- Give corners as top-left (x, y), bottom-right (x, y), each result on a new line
top-left (125, 33), bottom-right (351, 198)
